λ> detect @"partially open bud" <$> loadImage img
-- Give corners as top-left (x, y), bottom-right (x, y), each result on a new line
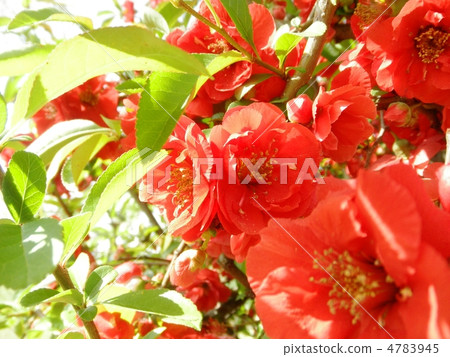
top-left (384, 102), bottom-right (414, 127)
top-left (286, 94), bottom-right (313, 124)
top-left (169, 249), bottom-right (206, 288)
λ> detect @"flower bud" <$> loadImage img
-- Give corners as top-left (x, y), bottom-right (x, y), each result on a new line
top-left (384, 102), bottom-right (413, 127)
top-left (287, 95), bottom-right (313, 124)
top-left (169, 249), bottom-right (206, 288)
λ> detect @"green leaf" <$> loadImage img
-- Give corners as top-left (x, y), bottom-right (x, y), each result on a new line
top-left (235, 73), bottom-right (272, 100)
top-left (136, 73), bottom-right (197, 151)
top-left (143, 8), bottom-right (170, 35)
top-left (104, 289), bottom-right (202, 330)
top-left (2, 151), bottom-right (46, 223)
top-left (8, 8), bottom-right (93, 30)
top-left (85, 266), bottom-right (118, 303)
top-left (81, 148), bottom-right (168, 227)
top-left (275, 33), bottom-right (303, 68)
top-left (0, 17), bottom-right (10, 26)
top-left (78, 306), bottom-right (97, 321)
top-left (298, 21), bottom-right (327, 37)
top-left (0, 219), bottom-right (64, 290)
top-left (115, 77), bottom-right (147, 95)
top-left (11, 26), bottom-right (209, 126)
top-left (157, 2), bottom-right (185, 28)
top-left (20, 288), bottom-right (58, 307)
top-left (60, 213), bottom-right (92, 265)
top-left (3, 76), bottom-right (22, 103)
top-left (68, 252), bottom-right (91, 291)
top-left (142, 327), bottom-right (166, 339)
top-left (26, 119), bottom-right (114, 165)
top-left (71, 134), bottom-right (114, 184)
top-left (0, 94), bottom-right (6, 134)
top-left (0, 45), bottom-right (54, 77)
top-left (57, 331), bottom-right (85, 339)
top-left (194, 51), bottom-right (248, 97)
top-left (219, 0), bottom-right (257, 54)
top-left (44, 288), bottom-right (84, 306)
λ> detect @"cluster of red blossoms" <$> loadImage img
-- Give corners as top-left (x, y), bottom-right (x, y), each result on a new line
top-left (26, 0), bottom-right (450, 338)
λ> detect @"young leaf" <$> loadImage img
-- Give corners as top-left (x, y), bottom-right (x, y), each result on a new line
top-left (60, 213), bottom-right (92, 265)
top-left (103, 289), bottom-right (202, 330)
top-left (68, 252), bottom-right (91, 292)
top-left (2, 151), bottom-right (46, 223)
top-left (8, 8), bottom-right (93, 30)
top-left (20, 288), bottom-right (59, 307)
top-left (219, 0), bottom-right (257, 54)
top-left (0, 219), bottom-right (64, 290)
top-left (193, 51), bottom-right (248, 97)
top-left (298, 21), bottom-right (327, 37)
top-left (142, 327), bottom-right (167, 339)
top-left (11, 26), bottom-right (209, 127)
top-left (78, 306), bottom-right (98, 322)
top-left (44, 289), bottom-right (84, 306)
top-left (57, 331), bottom-right (85, 339)
top-left (275, 33), bottom-right (303, 68)
top-left (115, 77), bottom-right (147, 95)
top-left (85, 266), bottom-right (118, 303)
top-left (26, 119), bottom-right (114, 165)
top-left (136, 72), bottom-right (197, 152)
top-left (143, 7), bottom-right (170, 35)
top-left (0, 45), bottom-right (54, 77)
top-left (82, 149), bottom-right (168, 227)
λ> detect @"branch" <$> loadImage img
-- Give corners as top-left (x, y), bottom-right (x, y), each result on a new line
top-left (283, 0), bottom-right (338, 100)
top-left (129, 189), bottom-right (163, 235)
top-left (54, 264), bottom-right (101, 339)
top-left (174, 0), bottom-right (286, 78)
top-left (218, 255), bottom-right (254, 298)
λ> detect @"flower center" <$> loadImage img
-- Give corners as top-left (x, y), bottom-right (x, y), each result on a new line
top-left (79, 89), bottom-right (99, 106)
top-left (43, 103), bottom-right (58, 120)
top-left (168, 166), bottom-right (193, 208)
top-left (310, 249), bottom-right (400, 324)
top-left (354, 2), bottom-right (386, 29)
top-left (414, 26), bottom-right (449, 64)
top-left (237, 150), bottom-right (275, 185)
top-left (207, 39), bottom-right (231, 54)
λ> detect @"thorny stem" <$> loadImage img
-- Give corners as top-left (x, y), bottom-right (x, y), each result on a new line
top-left (161, 241), bottom-right (186, 287)
top-left (174, 0), bottom-right (286, 78)
top-left (283, 0), bottom-right (338, 100)
top-left (53, 264), bottom-right (101, 339)
top-left (218, 255), bottom-right (254, 298)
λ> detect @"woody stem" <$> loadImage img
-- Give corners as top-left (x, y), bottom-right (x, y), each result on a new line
top-left (175, 0), bottom-right (286, 78)
top-left (283, 0), bottom-right (338, 100)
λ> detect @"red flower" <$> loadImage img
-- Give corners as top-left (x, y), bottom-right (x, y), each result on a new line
top-left (365, 0), bottom-right (450, 106)
top-left (119, 93), bottom-right (139, 151)
top-left (247, 164), bottom-right (450, 338)
top-left (123, 0), bottom-right (135, 23)
top-left (177, 269), bottom-right (231, 312)
top-left (230, 233), bottom-right (260, 263)
top-left (437, 164), bottom-right (450, 212)
top-left (210, 102), bottom-right (321, 234)
top-left (293, 0), bottom-right (315, 22)
top-left (94, 312), bottom-right (134, 339)
top-left (206, 229), bottom-right (234, 260)
top-left (311, 85), bottom-right (376, 162)
top-left (115, 262), bottom-right (143, 284)
top-left (167, 1), bottom-right (277, 108)
top-left (139, 116), bottom-right (217, 242)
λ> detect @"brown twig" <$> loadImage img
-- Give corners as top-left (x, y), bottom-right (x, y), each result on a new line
top-left (283, 0), bottom-right (338, 99)
top-left (53, 264), bottom-right (101, 339)
top-left (129, 189), bottom-right (163, 235)
top-left (218, 255), bottom-right (254, 298)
